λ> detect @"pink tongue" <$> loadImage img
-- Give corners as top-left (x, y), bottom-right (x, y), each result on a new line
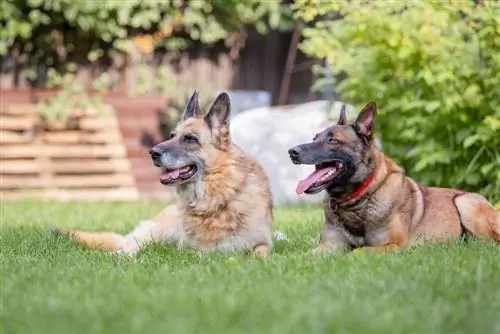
top-left (160, 166), bottom-right (192, 182)
top-left (160, 169), bottom-right (181, 182)
top-left (296, 167), bottom-right (335, 194)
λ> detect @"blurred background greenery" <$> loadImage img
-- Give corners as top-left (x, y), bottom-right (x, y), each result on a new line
top-left (294, 0), bottom-right (500, 202)
top-left (1, 0), bottom-right (498, 203)
top-left (0, 0), bottom-right (292, 60)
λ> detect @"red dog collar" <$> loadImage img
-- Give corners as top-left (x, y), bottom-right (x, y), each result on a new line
top-left (329, 171), bottom-right (376, 210)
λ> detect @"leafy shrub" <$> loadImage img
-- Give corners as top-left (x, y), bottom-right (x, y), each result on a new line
top-left (1, 0), bottom-right (292, 60)
top-left (294, 0), bottom-right (500, 202)
top-left (36, 70), bottom-right (113, 129)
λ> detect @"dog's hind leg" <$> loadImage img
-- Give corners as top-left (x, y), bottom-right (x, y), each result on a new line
top-left (51, 220), bottom-right (180, 254)
top-left (50, 227), bottom-right (126, 252)
top-left (454, 193), bottom-right (500, 242)
top-left (51, 204), bottom-right (183, 254)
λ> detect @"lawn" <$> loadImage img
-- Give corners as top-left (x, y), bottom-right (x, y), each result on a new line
top-left (1, 201), bottom-right (499, 334)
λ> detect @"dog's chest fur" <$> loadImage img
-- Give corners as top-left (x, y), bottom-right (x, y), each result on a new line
top-left (181, 209), bottom-right (243, 248)
top-left (146, 173), bottom-right (271, 254)
top-left (173, 147), bottom-right (273, 253)
top-left (179, 209), bottom-right (271, 253)
top-left (325, 198), bottom-right (392, 247)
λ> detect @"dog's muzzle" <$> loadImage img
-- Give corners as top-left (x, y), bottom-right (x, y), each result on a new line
top-left (288, 145), bottom-right (303, 165)
top-left (289, 144), bottom-right (316, 165)
top-left (149, 145), bottom-right (164, 167)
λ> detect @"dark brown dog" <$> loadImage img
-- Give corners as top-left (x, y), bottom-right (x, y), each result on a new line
top-left (289, 102), bottom-right (500, 253)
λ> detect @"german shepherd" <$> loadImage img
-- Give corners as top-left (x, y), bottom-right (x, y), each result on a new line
top-left (52, 92), bottom-right (274, 257)
top-left (288, 102), bottom-right (500, 253)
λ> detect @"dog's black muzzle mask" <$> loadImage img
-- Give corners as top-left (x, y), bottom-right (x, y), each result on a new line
top-left (288, 143), bottom-right (356, 194)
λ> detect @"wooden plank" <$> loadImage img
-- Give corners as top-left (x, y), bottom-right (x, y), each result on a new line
top-left (53, 174), bottom-right (135, 188)
top-left (77, 131), bottom-right (122, 144)
top-left (90, 131), bottom-right (122, 144)
top-left (41, 130), bottom-right (122, 144)
top-left (1, 174), bottom-right (134, 189)
top-left (46, 144), bottom-right (128, 158)
top-left (0, 160), bottom-right (40, 174)
top-left (0, 116), bottom-right (36, 131)
top-left (0, 176), bottom-right (44, 189)
top-left (41, 132), bottom-right (81, 144)
top-left (0, 187), bottom-right (140, 202)
top-left (0, 145), bottom-right (41, 158)
top-left (79, 116), bottom-right (118, 130)
top-left (0, 144), bottom-right (127, 159)
top-left (1, 104), bottom-right (37, 116)
top-left (0, 131), bottom-right (33, 144)
top-left (50, 159), bottom-right (131, 173)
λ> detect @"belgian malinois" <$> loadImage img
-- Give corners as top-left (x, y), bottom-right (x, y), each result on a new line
top-left (288, 102), bottom-right (500, 253)
top-left (52, 91), bottom-right (274, 256)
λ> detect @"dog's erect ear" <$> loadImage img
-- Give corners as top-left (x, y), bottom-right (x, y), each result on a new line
top-left (181, 90), bottom-right (203, 121)
top-left (337, 104), bottom-right (348, 125)
top-left (205, 92), bottom-right (231, 132)
top-left (204, 92), bottom-right (231, 148)
top-left (354, 101), bottom-right (377, 139)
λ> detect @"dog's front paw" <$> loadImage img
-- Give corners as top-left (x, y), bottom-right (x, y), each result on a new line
top-left (252, 244), bottom-right (271, 258)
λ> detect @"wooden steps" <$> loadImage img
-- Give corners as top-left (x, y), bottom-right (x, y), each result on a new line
top-left (0, 103), bottom-right (139, 201)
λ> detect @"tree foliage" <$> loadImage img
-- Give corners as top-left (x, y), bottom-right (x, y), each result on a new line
top-left (294, 0), bottom-right (500, 201)
top-left (1, 0), bottom-right (292, 75)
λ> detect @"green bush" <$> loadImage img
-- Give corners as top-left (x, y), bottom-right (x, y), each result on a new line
top-left (1, 0), bottom-right (292, 78)
top-left (36, 70), bottom-right (113, 127)
top-left (294, 0), bottom-right (500, 202)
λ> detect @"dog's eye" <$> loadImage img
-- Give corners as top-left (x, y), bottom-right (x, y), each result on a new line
top-left (182, 134), bottom-right (199, 143)
top-left (328, 137), bottom-right (343, 145)
top-left (168, 132), bottom-right (176, 140)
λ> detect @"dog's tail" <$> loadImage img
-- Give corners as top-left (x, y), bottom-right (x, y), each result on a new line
top-left (49, 226), bottom-right (125, 252)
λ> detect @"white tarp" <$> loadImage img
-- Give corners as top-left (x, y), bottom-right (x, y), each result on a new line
top-left (230, 100), bottom-right (361, 206)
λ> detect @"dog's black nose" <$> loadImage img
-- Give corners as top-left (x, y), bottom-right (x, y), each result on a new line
top-left (149, 146), bottom-right (163, 165)
top-left (288, 146), bottom-right (302, 164)
top-left (288, 147), bottom-right (301, 158)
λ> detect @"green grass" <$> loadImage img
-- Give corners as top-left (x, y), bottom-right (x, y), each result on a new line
top-left (1, 201), bottom-right (499, 334)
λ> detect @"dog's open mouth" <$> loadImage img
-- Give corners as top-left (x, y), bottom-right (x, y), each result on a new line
top-left (160, 165), bottom-right (198, 185)
top-left (296, 161), bottom-right (344, 194)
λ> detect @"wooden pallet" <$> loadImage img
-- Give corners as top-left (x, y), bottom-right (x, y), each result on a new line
top-left (0, 103), bottom-right (139, 201)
